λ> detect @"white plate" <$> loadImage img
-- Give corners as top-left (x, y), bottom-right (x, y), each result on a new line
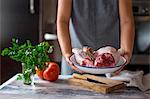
top-left (70, 54), bottom-right (127, 74)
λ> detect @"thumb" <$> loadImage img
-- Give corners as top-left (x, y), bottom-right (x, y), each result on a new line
top-left (65, 57), bottom-right (73, 65)
top-left (118, 48), bottom-right (125, 56)
top-left (123, 54), bottom-right (130, 65)
top-left (65, 56), bottom-right (84, 74)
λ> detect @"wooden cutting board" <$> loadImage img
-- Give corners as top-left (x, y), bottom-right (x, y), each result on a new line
top-left (68, 73), bottom-right (125, 94)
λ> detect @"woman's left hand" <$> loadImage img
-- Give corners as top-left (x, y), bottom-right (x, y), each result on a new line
top-left (114, 48), bottom-right (132, 75)
top-left (118, 48), bottom-right (132, 65)
top-left (123, 53), bottom-right (131, 65)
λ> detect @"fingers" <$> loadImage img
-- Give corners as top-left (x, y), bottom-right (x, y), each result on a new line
top-left (118, 48), bottom-right (125, 55)
top-left (123, 54), bottom-right (130, 65)
top-left (113, 48), bottom-right (129, 75)
top-left (65, 57), bottom-right (84, 74)
top-left (65, 57), bottom-right (73, 65)
top-left (114, 57), bottom-right (127, 75)
top-left (114, 64), bottom-right (126, 75)
top-left (114, 49), bottom-right (131, 75)
top-left (118, 48), bottom-right (131, 64)
top-left (69, 63), bottom-right (84, 74)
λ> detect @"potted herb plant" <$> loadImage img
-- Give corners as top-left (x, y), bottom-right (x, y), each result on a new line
top-left (1, 38), bottom-right (53, 85)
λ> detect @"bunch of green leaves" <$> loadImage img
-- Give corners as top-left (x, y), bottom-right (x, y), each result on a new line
top-left (1, 38), bottom-right (53, 84)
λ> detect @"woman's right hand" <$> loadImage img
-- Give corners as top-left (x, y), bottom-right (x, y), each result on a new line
top-left (65, 55), bottom-right (84, 74)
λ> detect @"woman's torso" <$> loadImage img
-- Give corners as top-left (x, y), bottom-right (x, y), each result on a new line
top-left (70, 0), bottom-right (120, 50)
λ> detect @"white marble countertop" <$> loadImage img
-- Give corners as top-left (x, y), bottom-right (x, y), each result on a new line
top-left (0, 74), bottom-right (149, 99)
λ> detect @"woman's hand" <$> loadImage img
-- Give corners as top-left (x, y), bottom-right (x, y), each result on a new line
top-left (114, 48), bottom-right (132, 75)
top-left (65, 55), bottom-right (84, 74)
top-left (118, 48), bottom-right (132, 65)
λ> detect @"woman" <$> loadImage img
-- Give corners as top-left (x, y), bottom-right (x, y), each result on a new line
top-left (57, 0), bottom-right (135, 75)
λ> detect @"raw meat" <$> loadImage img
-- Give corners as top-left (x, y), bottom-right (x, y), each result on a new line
top-left (72, 48), bottom-right (94, 66)
top-left (96, 46), bottom-right (121, 65)
top-left (94, 53), bottom-right (115, 67)
top-left (72, 46), bottom-right (121, 67)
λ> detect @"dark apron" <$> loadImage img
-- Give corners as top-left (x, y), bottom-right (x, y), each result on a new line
top-left (61, 0), bottom-right (120, 75)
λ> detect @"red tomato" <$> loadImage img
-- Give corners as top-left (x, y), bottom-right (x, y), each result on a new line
top-left (43, 62), bottom-right (60, 82)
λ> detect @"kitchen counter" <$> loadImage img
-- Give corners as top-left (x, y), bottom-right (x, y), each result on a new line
top-left (0, 74), bottom-right (149, 99)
